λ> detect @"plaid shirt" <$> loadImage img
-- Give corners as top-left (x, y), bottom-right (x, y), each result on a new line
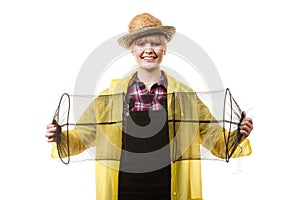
top-left (126, 71), bottom-right (168, 112)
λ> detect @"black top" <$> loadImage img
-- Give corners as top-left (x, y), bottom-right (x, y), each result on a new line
top-left (118, 110), bottom-right (171, 200)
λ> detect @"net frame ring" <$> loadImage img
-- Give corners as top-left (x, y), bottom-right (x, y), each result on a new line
top-left (53, 93), bottom-right (71, 165)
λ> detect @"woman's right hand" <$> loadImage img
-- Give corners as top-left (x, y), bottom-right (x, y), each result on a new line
top-left (45, 124), bottom-right (57, 143)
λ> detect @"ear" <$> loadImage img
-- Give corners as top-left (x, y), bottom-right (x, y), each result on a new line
top-left (163, 49), bottom-right (166, 55)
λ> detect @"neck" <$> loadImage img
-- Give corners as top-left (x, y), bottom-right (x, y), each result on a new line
top-left (137, 67), bottom-right (162, 84)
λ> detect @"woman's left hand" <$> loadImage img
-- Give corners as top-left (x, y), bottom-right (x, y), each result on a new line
top-left (240, 111), bottom-right (253, 140)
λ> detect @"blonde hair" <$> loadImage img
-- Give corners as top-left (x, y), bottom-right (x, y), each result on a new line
top-left (130, 33), bottom-right (168, 50)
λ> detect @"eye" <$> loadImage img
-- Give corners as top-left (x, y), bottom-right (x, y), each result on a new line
top-left (152, 42), bottom-right (162, 46)
top-left (136, 42), bottom-right (145, 47)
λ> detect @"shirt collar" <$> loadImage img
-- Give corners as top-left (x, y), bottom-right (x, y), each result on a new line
top-left (128, 70), bottom-right (168, 89)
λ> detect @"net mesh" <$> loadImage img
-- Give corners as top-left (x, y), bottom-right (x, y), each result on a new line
top-left (52, 89), bottom-right (245, 165)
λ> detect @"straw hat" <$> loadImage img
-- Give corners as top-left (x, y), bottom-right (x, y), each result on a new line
top-left (118, 13), bottom-right (176, 49)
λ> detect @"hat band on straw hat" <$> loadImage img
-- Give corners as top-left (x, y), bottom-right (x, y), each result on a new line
top-left (118, 13), bottom-right (176, 49)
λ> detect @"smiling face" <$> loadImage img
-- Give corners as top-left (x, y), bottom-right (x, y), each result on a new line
top-left (131, 34), bottom-right (167, 71)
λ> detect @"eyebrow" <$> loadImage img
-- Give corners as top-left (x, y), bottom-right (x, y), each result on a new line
top-left (131, 34), bottom-right (167, 47)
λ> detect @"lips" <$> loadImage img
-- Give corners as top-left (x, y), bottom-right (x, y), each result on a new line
top-left (141, 56), bottom-right (157, 61)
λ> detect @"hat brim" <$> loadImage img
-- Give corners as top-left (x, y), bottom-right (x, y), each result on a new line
top-left (118, 26), bottom-right (176, 49)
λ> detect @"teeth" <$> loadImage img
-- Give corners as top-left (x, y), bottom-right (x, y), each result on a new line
top-left (143, 57), bottom-right (155, 60)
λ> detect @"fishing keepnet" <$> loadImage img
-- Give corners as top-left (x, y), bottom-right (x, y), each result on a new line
top-left (52, 89), bottom-right (245, 165)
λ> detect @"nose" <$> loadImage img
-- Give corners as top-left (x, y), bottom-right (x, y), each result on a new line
top-left (144, 48), bottom-right (154, 54)
top-left (143, 44), bottom-right (154, 54)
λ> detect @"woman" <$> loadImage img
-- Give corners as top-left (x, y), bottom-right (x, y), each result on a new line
top-left (46, 13), bottom-right (253, 200)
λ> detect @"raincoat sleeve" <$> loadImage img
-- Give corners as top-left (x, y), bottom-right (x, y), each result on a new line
top-left (51, 89), bottom-right (109, 159)
top-left (197, 97), bottom-right (252, 159)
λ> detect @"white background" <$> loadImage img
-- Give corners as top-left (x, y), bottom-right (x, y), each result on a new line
top-left (1, 0), bottom-right (299, 199)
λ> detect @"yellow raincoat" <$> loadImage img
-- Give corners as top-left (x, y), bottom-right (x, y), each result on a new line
top-left (52, 72), bottom-right (252, 200)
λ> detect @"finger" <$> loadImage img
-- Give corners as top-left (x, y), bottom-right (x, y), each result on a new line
top-left (241, 118), bottom-right (253, 131)
top-left (245, 117), bottom-right (253, 124)
top-left (241, 111), bottom-right (253, 124)
top-left (46, 127), bottom-right (57, 133)
top-left (239, 130), bottom-right (250, 141)
top-left (239, 122), bottom-right (254, 141)
top-left (45, 131), bottom-right (55, 137)
top-left (241, 118), bottom-right (253, 127)
top-left (47, 136), bottom-right (56, 143)
top-left (241, 122), bottom-right (253, 131)
top-left (242, 111), bottom-right (247, 117)
top-left (45, 127), bottom-right (57, 138)
top-left (46, 125), bottom-right (57, 133)
top-left (240, 118), bottom-right (252, 132)
top-left (240, 125), bottom-right (252, 135)
top-left (46, 124), bottom-right (56, 129)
